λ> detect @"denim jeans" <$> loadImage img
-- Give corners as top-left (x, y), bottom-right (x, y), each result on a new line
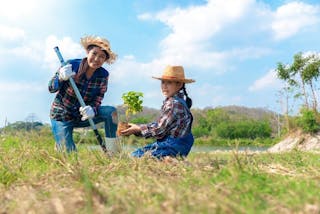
top-left (131, 133), bottom-right (194, 159)
top-left (51, 106), bottom-right (118, 152)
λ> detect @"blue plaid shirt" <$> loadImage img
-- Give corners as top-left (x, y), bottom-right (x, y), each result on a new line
top-left (48, 59), bottom-right (109, 121)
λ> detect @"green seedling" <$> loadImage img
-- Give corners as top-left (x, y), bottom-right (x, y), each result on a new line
top-left (121, 91), bottom-right (144, 122)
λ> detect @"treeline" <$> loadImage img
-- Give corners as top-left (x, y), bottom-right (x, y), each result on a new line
top-left (191, 107), bottom-right (273, 139)
top-left (1, 106), bottom-right (278, 147)
top-left (1, 121), bottom-right (45, 132)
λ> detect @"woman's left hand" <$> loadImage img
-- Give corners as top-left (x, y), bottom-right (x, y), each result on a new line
top-left (121, 123), bottom-right (141, 136)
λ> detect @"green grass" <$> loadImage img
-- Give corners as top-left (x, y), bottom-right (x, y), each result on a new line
top-left (0, 132), bottom-right (319, 213)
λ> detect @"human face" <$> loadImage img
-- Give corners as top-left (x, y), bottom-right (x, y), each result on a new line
top-left (87, 46), bottom-right (107, 70)
top-left (161, 80), bottom-right (183, 98)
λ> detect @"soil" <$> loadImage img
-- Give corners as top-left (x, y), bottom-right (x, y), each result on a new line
top-left (268, 130), bottom-right (320, 152)
top-left (116, 122), bottom-right (130, 136)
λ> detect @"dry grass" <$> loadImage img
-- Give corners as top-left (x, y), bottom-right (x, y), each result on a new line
top-left (0, 132), bottom-right (320, 213)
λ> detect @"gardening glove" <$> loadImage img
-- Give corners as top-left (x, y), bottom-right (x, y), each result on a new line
top-left (58, 64), bottom-right (75, 81)
top-left (79, 106), bottom-right (95, 121)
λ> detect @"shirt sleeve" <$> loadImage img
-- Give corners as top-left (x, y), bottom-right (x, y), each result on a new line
top-left (140, 100), bottom-right (175, 139)
top-left (48, 72), bottom-right (62, 93)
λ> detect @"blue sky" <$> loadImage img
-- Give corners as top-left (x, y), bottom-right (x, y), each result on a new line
top-left (1, 0), bottom-right (320, 126)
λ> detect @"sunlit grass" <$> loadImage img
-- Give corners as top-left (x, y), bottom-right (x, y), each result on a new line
top-left (0, 132), bottom-right (319, 213)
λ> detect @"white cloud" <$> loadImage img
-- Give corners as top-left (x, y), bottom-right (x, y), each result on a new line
top-left (137, 0), bottom-right (289, 72)
top-left (0, 0), bottom-right (57, 21)
top-left (43, 35), bottom-right (84, 71)
top-left (137, 0), bottom-right (320, 72)
top-left (249, 69), bottom-right (281, 91)
top-left (272, 2), bottom-right (320, 40)
top-left (137, 13), bottom-right (153, 21)
top-left (157, 0), bottom-right (255, 68)
top-left (0, 0), bottom-right (38, 20)
top-left (0, 25), bottom-right (25, 43)
top-left (190, 83), bottom-right (235, 107)
top-left (0, 81), bottom-right (43, 92)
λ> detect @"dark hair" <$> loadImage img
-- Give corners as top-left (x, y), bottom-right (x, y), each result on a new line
top-left (182, 84), bottom-right (192, 109)
top-left (87, 44), bottom-right (110, 60)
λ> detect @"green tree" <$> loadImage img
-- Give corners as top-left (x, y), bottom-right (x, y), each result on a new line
top-left (276, 52), bottom-right (320, 112)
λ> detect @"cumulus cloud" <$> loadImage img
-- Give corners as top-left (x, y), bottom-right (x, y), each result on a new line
top-left (0, 81), bottom-right (43, 92)
top-left (43, 35), bottom-right (84, 71)
top-left (138, 0), bottom-right (257, 71)
top-left (271, 2), bottom-right (320, 40)
top-left (249, 69), bottom-right (281, 91)
top-left (137, 0), bottom-right (320, 72)
top-left (0, 25), bottom-right (25, 43)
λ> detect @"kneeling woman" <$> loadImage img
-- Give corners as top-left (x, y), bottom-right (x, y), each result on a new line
top-left (48, 36), bottom-right (118, 153)
top-left (121, 65), bottom-right (195, 159)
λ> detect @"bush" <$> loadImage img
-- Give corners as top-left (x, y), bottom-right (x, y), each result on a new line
top-left (214, 120), bottom-right (272, 139)
top-left (297, 108), bottom-right (320, 133)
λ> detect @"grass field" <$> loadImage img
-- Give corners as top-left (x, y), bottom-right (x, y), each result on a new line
top-left (0, 132), bottom-right (320, 213)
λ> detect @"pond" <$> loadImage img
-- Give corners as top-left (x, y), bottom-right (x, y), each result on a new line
top-left (85, 144), bottom-right (269, 153)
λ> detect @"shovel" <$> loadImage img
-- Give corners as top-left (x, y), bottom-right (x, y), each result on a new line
top-left (53, 46), bottom-right (108, 153)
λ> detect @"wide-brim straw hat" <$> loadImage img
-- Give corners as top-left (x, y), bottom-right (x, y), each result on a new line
top-left (152, 65), bottom-right (195, 83)
top-left (80, 35), bottom-right (117, 64)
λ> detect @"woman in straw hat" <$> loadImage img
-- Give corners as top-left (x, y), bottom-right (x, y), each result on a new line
top-left (121, 65), bottom-right (195, 159)
top-left (48, 35), bottom-right (118, 153)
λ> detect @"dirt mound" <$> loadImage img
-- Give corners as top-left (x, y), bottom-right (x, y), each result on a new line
top-left (268, 130), bottom-right (320, 152)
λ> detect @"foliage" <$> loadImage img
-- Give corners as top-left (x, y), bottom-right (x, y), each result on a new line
top-left (1, 121), bottom-right (44, 132)
top-left (276, 52), bottom-right (320, 111)
top-left (130, 116), bottom-right (152, 124)
top-left (192, 108), bottom-right (273, 140)
top-left (214, 120), bottom-right (272, 139)
top-left (297, 107), bottom-right (320, 133)
top-left (121, 91), bottom-right (144, 121)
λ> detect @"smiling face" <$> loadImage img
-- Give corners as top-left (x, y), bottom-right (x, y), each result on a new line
top-left (87, 46), bottom-right (108, 70)
top-left (161, 80), bottom-right (183, 98)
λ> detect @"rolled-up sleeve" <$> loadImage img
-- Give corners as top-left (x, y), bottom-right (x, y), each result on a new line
top-left (48, 73), bottom-right (61, 93)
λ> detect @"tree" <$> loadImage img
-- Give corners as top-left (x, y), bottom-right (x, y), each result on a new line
top-left (276, 52), bottom-right (320, 112)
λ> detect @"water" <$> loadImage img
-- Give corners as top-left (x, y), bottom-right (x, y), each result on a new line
top-left (190, 145), bottom-right (269, 152)
top-left (84, 144), bottom-right (269, 153)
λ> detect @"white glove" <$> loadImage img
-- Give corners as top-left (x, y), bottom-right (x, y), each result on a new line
top-left (58, 64), bottom-right (75, 81)
top-left (79, 106), bottom-right (95, 121)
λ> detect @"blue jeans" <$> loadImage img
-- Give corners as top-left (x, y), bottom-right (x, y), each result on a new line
top-left (51, 106), bottom-right (118, 152)
top-left (131, 133), bottom-right (194, 159)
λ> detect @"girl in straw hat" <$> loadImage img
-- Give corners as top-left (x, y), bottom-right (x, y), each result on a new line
top-left (48, 35), bottom-right (118, 153)
top-left (121, 65), bottom-right (195, 159)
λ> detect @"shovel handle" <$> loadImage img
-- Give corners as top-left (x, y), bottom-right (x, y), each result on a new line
top-left (53, 46), bottom-right (107, 153)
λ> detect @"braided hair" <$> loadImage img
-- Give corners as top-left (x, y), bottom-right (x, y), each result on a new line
top-left (182, 84), bottom-right (192, 109)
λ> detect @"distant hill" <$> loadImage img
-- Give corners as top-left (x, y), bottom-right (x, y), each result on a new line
top-left (216, 105), bottom-right (278, 121)
top-left (117, 104), bottom-right (280, 130)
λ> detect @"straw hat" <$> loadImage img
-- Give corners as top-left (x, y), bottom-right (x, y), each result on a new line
top-left (80, 35), bottom-right (117, 64)
top-left (152, 65), bottom-right (195, 83)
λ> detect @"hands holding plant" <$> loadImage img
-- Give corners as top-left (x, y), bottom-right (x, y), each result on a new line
top-left (120, 123), bottom-right (141, 136)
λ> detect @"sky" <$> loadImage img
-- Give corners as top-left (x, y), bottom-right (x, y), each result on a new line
top-left (1, 0), bottom-right (320, 127)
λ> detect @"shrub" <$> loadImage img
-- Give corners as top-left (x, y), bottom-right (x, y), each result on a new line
top-left (297, 108), bottom-right (320, 133)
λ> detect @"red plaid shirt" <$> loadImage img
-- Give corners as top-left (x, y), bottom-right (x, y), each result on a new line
top-left (48, 59), bottom-right (109, 121)
top-left (140, 92), bottom-right (192, 139)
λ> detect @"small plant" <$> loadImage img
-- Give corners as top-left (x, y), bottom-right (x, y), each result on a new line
top-left (121, 91), bottom-right (144, 122)
top-left (117, 91), bottom-right (143, 136)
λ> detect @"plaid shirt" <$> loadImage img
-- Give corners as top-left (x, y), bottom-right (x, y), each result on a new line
top-left (140, 92), bottom-right (193, 139)
top-left (48, 59), bottom-right (109, 121)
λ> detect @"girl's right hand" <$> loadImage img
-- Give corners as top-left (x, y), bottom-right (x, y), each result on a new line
top-left (121, 123), bottom-right (141, 136)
